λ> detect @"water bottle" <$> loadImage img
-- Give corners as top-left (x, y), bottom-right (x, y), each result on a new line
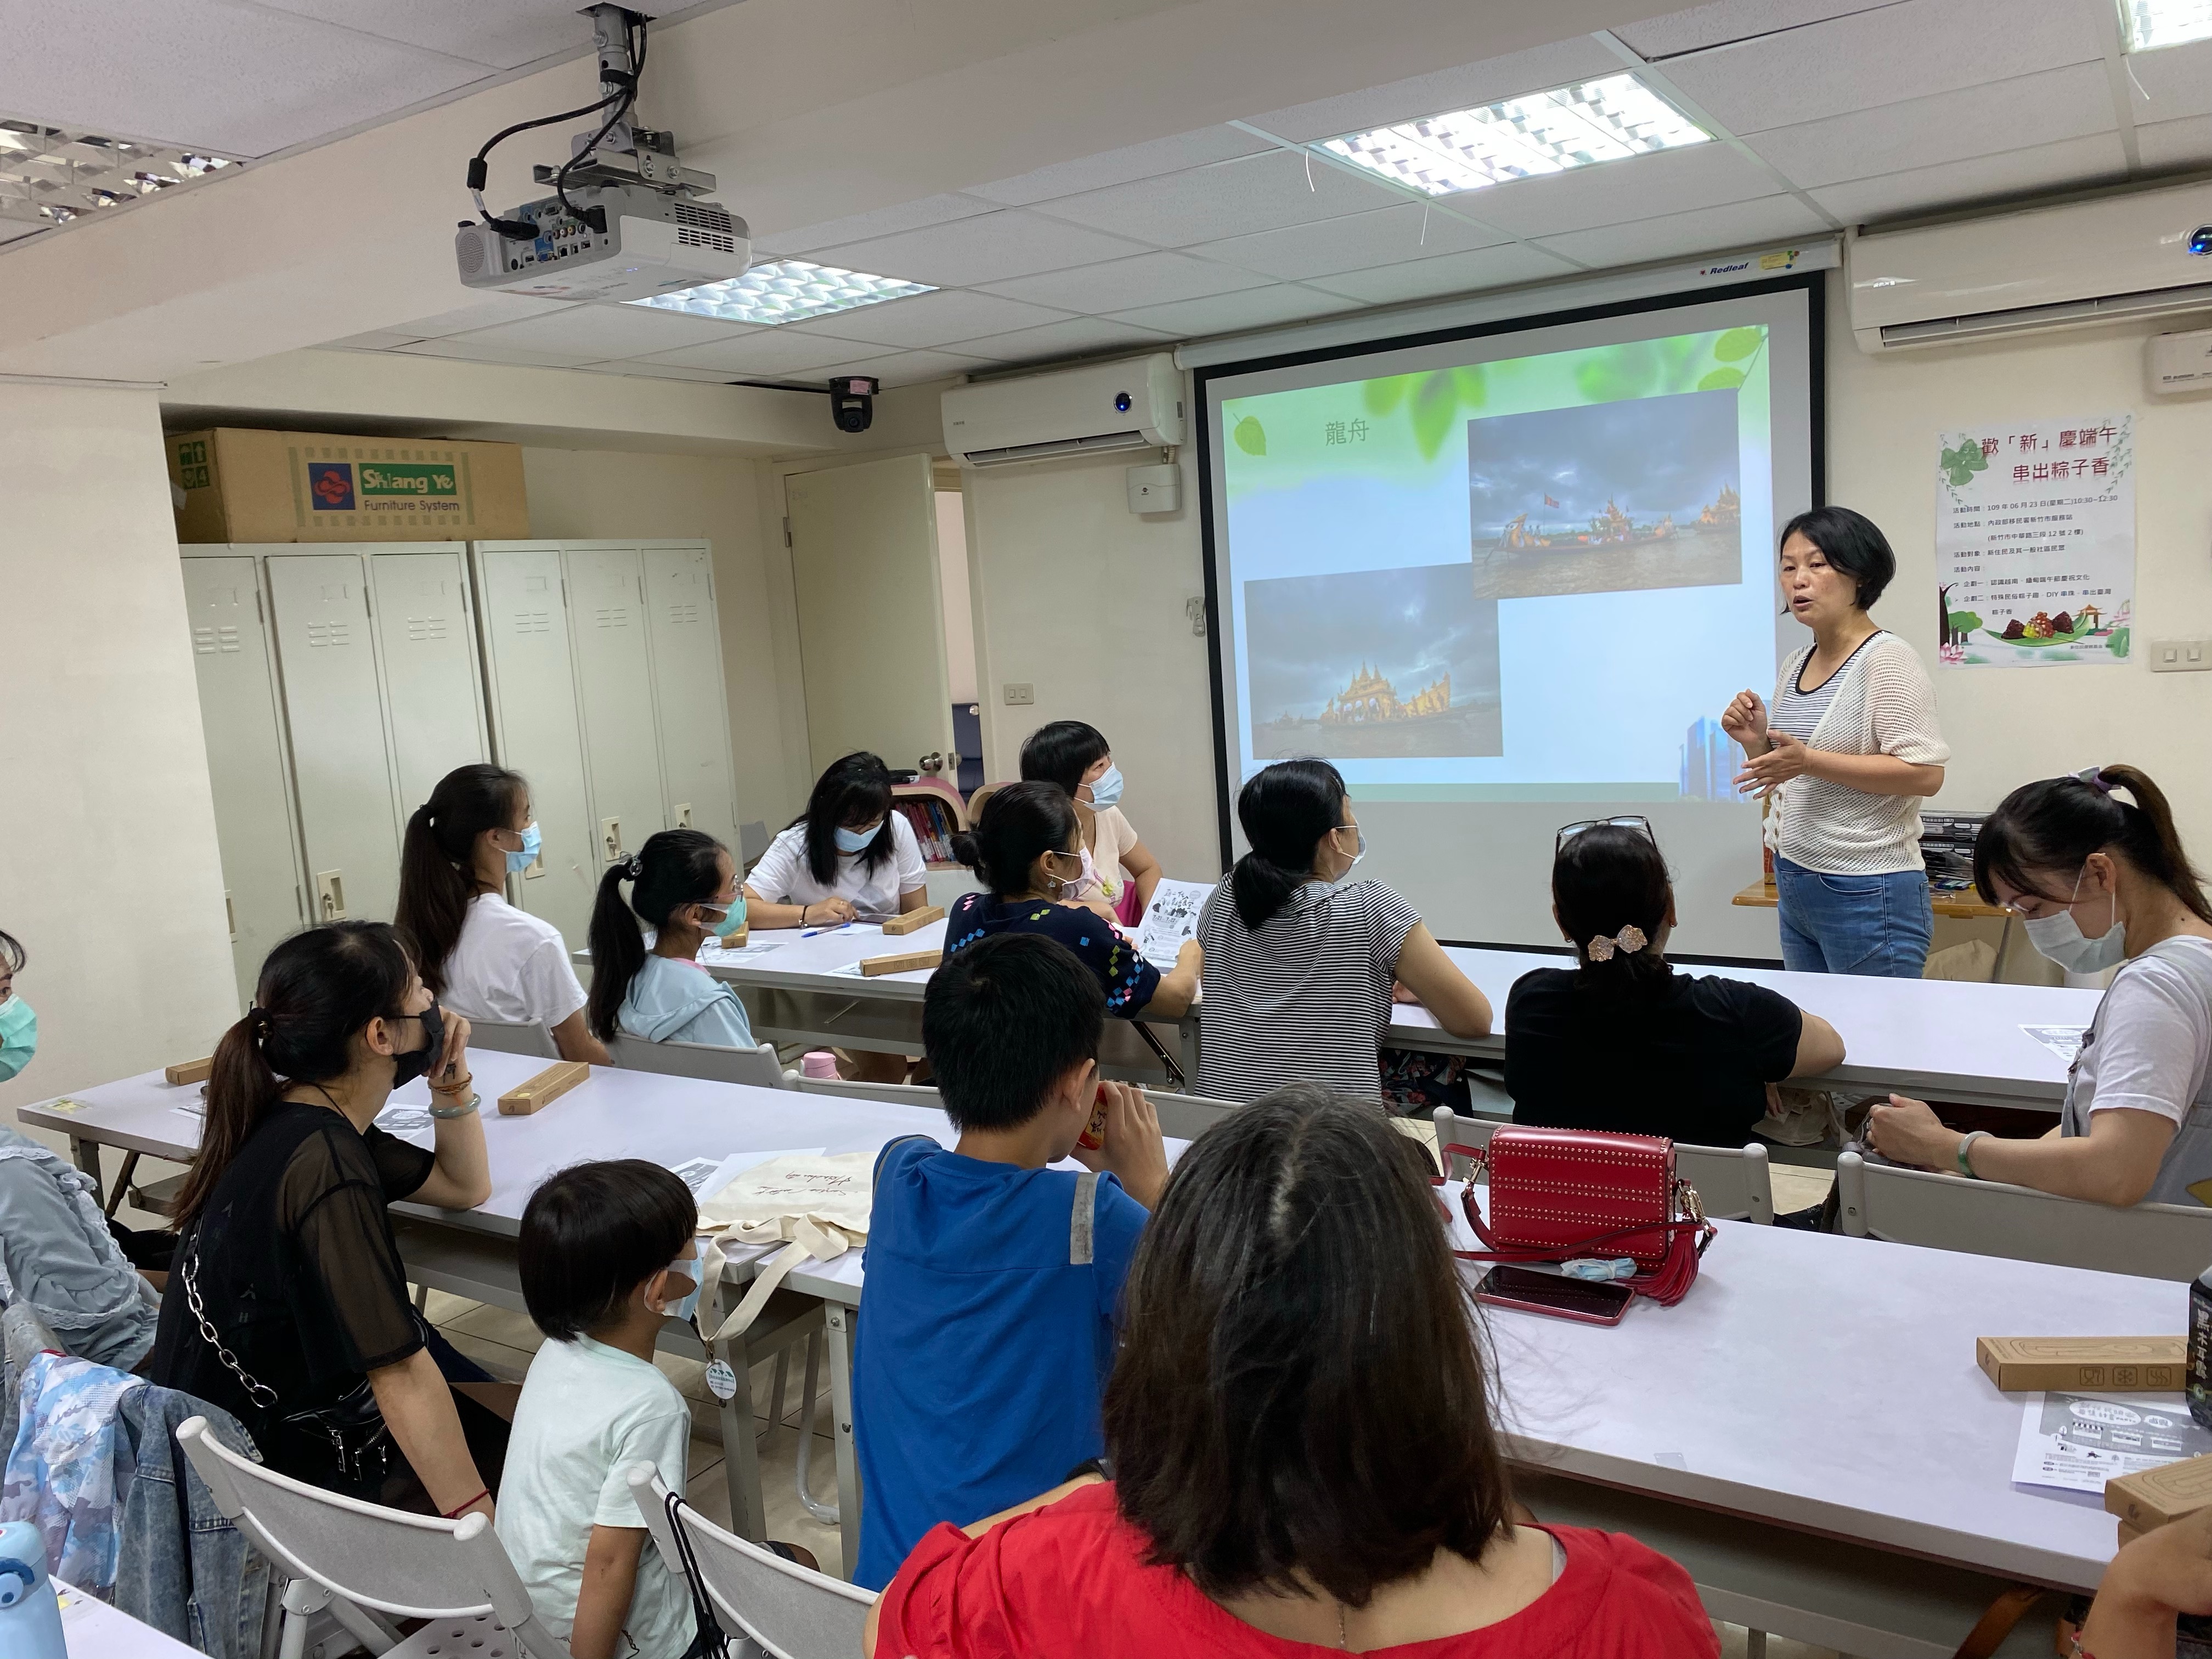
top-left (2190, 1265), bottom-right (2212, 1431)
top-left (0, 1521), bottom-right (67, 1659)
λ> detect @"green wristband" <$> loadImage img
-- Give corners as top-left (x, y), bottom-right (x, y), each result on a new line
top-left (1955, 1130), bottom-right (1990, 1178)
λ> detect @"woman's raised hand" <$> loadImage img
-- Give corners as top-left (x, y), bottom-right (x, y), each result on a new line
top-left (1720, 689), bottom-right (1768, 750)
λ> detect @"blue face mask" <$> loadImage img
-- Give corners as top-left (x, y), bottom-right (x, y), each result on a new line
top-left (699, 895), bottom-right (747, 938)
top-left (659, 1252), bottom-right (701, 1324)
top-left (505, 822), bottom-right (542, 874)
top-left (0, 995), bottom-right (34, 1084)
top-left (1086, 763), bottom-right (1124, 810)
top-left (834, 822), bottom-right (881, 855)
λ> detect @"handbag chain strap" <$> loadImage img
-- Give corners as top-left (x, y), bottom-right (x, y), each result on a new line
top-left (180, 1245), bottom-right (281, 1410)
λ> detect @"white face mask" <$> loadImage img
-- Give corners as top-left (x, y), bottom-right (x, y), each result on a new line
top-left (2022, 865), bottom-right (2126, 973)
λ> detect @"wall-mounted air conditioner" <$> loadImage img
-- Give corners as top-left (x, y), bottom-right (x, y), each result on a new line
top-left (942, 353), bottom-right (1184, 467)
top-left (1847, 178), bottom-right (2212, 353)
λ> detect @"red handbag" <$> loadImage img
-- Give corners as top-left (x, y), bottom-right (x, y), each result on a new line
top-left (1442, 1125), bottom-right (1714, 1307)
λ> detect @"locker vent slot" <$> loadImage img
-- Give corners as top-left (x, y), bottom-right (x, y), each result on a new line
top-left (512, 610), bottom-right (552, 635)
top-left (405, 614), bottom-right (450, 642)
top-left (193, 626), bottom-right (217, 654)
top-left (668, 602), bottom-right (701, 625)
top-left (594, 607), bottom-right (630, 629)
top-left (219, 626), bottom-right (240, 653)
top-left (306, 621), bottom-right (352, 648)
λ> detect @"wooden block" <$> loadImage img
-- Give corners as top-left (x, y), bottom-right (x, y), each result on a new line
top-left (498, 1061), bottom-right (592, 1116)
top-left (882, 906), bottom-right (945, 937)
top-left (860, 948), bottom-right (943, 978)
top-left (164, 1057), bottom-right (215, 1086)
top-left (2108, 1452), bottom-right (2212, 1529)
top-left (2119, 1519), bottom-right (2146, 1548)
top-left (1976, 1335), bottom-right (2186, 1392)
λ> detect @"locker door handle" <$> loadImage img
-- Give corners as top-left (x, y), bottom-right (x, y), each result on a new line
top-left (225, 890), bottom-right (237, 942)
top-left (673, 803), bottom-right (693, 829)
top-left (602, 819), bottom-right (624, 862)
top-left (316, 870), bottom-right (346, 921)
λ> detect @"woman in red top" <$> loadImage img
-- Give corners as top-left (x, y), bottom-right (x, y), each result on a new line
top-left (868, 1084), bottom-right (1717, 1658)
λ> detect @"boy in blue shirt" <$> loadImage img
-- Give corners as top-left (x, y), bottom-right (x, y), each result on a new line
top-left (853, 932), bottom-right (1167, 1590)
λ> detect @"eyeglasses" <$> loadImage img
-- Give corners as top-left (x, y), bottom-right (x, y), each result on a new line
top-left (1556, 815), bottom-right (1656, 852)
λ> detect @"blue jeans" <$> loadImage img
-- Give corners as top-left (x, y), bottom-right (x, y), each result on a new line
top-left (1774, 856), bottom-right (1933, 978)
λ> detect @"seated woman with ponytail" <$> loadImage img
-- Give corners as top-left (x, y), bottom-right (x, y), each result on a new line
top-left (1195, 759), bottom-right (1491, 1104)
top-left (945, 782), bottom-right (1200, 1021)
top-left (1506, 820), bottom-right (1843, 1146)
top-left (586, 828), bottom-right (759, 1049)
top-left (1871, 765), bottom-right (2212, 1207)
top-left (395, 763), bottom-right (609, 1065)
top-left (147, 922), bottom-right (507, 1517)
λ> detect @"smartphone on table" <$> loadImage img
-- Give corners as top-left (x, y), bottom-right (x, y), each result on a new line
top-left (1474, 1265), bottom-right (1632, 1326)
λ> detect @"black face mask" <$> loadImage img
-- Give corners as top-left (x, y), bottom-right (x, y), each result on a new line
top-left (389, 1000), bottom-right (445, 1089)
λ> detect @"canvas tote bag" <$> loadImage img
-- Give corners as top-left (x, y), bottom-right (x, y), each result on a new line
top-left (694, 1152), bottom-right (877, 1340)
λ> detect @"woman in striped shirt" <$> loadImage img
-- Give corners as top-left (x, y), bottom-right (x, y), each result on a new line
top-left (1722, 507), bottom-right (1949, 977)
top-left (1195, 760), bottom-right (1491, 1104)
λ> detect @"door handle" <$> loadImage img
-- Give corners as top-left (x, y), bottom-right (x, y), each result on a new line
top-left (225, 891), bottom-right (237, 941)
top-left (315, 870), bottom-right (346, 921)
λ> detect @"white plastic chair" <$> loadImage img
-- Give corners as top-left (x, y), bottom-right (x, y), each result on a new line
top-left (609, 1034), bottom-right (788, 1088)
top-left (175, 1414), bottom-right (566, 1659)
top-left (785, 1073), bottom-right (946, 1109)
top-left (630, 1465), bottom-right (873, 1659)
top-left (463, 1018), bottom-right (561, 1059)
top-left (1431, 1109), bottom-right (1775, 1224)
top-left (1146, 1088), bottom-right (1240, 1141)
top-left (1836, 1150), bottom-right (2212, 1279)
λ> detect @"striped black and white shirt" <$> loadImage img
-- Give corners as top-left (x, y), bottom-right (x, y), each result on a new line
top-left (1195, 877), bottom-right (1421, 1104)
top-left (1767, 631), bottom-right (1876, 742)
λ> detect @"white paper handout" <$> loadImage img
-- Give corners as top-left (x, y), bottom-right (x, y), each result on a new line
top-left (667, 1148), bottom-right (827, 1204)
top-left (2011, 1391), bottom-right (2212, 1494)
top-left (701, 941), bottom-right (782, 962)
top-left (2022, 1024), bottom-right (2089, 1065)
top-left (374, 1105), bottom-right (436, 1136)
top-left (1137, 878), bottom-right (1213, 969)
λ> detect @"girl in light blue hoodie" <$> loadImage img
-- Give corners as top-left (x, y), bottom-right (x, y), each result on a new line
top-left (585, 830), bottom-right (757, 1049)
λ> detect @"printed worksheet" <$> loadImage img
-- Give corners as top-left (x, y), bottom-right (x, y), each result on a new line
top-left (668, 1148), bottom-right (827, 1203)
top-left (2022, 1024), bottom-right (2089, 1065)
top-left (1137, 879), bottom-right (1214, 968)
top-left (2012, 1391), bottom-right (2212, 1494)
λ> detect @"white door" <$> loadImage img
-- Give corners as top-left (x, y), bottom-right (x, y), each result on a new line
top-left (366, 548), bottom-right (488, 820)
top-left (473, 542), bottom-right (598, 950)
top-left (641, 542), bottom-right (740, 850)
top-left (266, 553), bottom-right (404, 924)
top-left (562, 544), bottom-right (667, 867)
top-left (180, 554), bottom-right (307, 1009)
top-left (785, 454), bottom-right (954, 774)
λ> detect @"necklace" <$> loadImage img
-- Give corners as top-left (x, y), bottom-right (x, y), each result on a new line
top-left (1338, 1601), bottom-right (1348, 1650)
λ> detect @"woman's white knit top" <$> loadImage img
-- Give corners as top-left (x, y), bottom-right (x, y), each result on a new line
top-left (1767, 630), bottom-right (1950, 876)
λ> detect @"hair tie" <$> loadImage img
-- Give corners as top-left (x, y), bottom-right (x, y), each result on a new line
top-left (624, 853), bottom-right (645, 878)
top-left (246, 1006), bottom-right (273, 1045)
top-left (2074, 766), bottom-right (2114, 795)
top-left (1584, 924), bottom-right (1648, 963)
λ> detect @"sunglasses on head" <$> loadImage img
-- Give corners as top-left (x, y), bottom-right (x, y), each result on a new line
top-left (1556, 815), bottom-right (1656, 853)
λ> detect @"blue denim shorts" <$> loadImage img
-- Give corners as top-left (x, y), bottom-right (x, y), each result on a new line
top-left (1773, 856), bottom-right (1933, 978)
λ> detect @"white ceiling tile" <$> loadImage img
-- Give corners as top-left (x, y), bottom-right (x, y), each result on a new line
top-left (393, 336), bottom-right (596, 369)
top-left (1305, 242), bottom-right (1580, 305)
top-left (249, 0), bottom-right (591, 70)
top-left (1528, 194), bottom-right (1831, 269)
top-left (2127, 38), bottom-right (2212, 122)
top-left (2136, 114), bottom-right (2212, 170)
top-left (1615, 1), bottom-right (1895, 59)
top-left (1, 0), bottom-right (494, 156)
top-left (317, 329), bottom-right (428, 350)
top-left (755, 194), bottom-right (997, 257)
top-left (1805, 132), bottom-right (2128, 223)
top-left (804, 210), bottom-right (1153, 287)
top-left (1659, 0), bottom-right (2106, 136)
top-left (966, 127), bottom-right (1273, 206)
top-left (1104, 284), bottom-right (1359, 337)
top-left (945, 317), bottom-right (1178, 364)
top-left (1036, 149), bottom-right (1403, 247)
top-left (391, 296), bottom-right (583, 337)
top-left (1242, 38), bottom-right (1625, 143)
top-left (807, 349), bottom-right (993, 388)
top-left (978, 251), bottom-right (1273, 311)
top-left (1455, 142), bottom-right (1781, 239)
top-left (1188, 203), bottom-right (1506, 279)
top-left (774, 289), bottom-right (1073, 348)
top-left (1748, 63), bottom-right (2116, 189)
top-left (454, 304), bottom-right (755, 358)
top-left (634, 331), bottom-right (896, 375)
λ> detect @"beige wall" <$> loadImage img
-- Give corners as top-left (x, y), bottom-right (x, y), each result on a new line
top-left (1, 382), bottom-right (238, 1128)
top-left (521, 447), bottom-right (804, 849)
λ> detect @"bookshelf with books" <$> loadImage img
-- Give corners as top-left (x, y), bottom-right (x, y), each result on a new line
top-left (891, 782), bottom-right (969, 870)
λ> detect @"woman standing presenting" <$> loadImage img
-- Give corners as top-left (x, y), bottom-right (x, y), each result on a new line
top-left (1722, 507), bottom-right (1949, 977)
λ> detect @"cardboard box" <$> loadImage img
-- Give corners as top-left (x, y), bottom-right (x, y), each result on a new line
top-left (1976, 1336), bottom-right (2186, 1392)
top-left (168, 427), bottom-right (529, 544)
top-left (2107, 1452), bottom-right (2212, 1530)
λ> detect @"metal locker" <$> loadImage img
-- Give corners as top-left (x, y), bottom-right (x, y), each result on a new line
top-left (561, 544), bottom-right (668, 868)
top-left (264, 554), bottom-right (405, 925)
top-left (641, 542), bottom-right (740, 850)
top-left (472, 542), bottom-right (599, 951)
top-left (179, 553), bottom-right (308, 1011)
top-left (366, 548), bottom-right (488, 819)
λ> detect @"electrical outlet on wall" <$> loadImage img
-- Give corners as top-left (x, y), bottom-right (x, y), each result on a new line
top-left (1003, 682), bottom-right (1035, 705)
top-left (2149, 639), bottom-right (2212, 672)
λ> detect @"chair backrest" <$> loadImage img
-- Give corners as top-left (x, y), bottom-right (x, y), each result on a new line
top-left (786, 1073), bottom-right (946, 1109)
top-left (465, 1018), bottom-right (560, 1059)
top-left (1430, 1110), bottom-right (1773, 1223)
top-left (1836, 1151), bottom-right (2212, 1280)
top-left (174, 1417), bottom-right (566, 1656)
top-left (1147, 1088), bottom-right (1239, 1141)
top-left (610, 1034), bottom-right (787, 1089)
top-left (629, 1466), bottom-right (872, 1659)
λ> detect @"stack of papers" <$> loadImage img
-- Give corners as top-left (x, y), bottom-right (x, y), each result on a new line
top-left (2012, 1390), bottom-right (2212, 1494)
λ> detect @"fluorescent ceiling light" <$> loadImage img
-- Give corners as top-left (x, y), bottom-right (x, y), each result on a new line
top-left (2118, 0), bottom-right (2212, 50)
top-left (0, 119), bottom-right (234, 231)
top-left (628, 258), bottom-right (932, 325)
top-left (1320, 72), bottom-right (1709, 197)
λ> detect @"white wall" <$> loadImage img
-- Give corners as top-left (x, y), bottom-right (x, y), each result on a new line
top-left (521, 447), bottom-right (803, 850)
top-left (935, 490), bottom-right (978, 706)
top-left (1, 382), bottom-right (238, 1127)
